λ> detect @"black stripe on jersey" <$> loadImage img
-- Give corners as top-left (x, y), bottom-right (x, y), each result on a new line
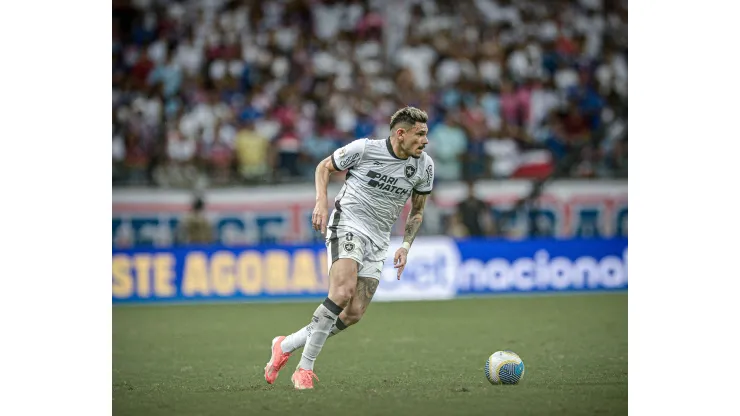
top-left (386, 137), bottom-right (406, 160)
top-left (331, 154), bottom-right (340, 171)
top-left (328, 211), bottom-right (342, 263)
top-left (413, 189), bottom-right (432, 195)
top-left (335, 186), bottom-right (348, 212)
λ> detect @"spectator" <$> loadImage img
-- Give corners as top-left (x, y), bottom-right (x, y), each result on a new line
top-left (177, 197), bottom-right (213, 245)
top-left (123, 130), bottom-right (150, 185)
top-left (462, 134), bottom-right (490, 182)
top-left (147, 47), bottom-right (183, 99)
top-left (274, 125), bottom-right (302, 181)
top-left (427, 112), bottom-right (468, 181)
top-left (156, 122), bottom-right (198, 188)
top-left (456, 181), bottom-right (495, 238)
top-left (112, 0), bottom-right (627, 186)
top-left (201, 120), bottom-right (235, 185)
top-left (446, 212), bottom-right (470, 239)
top-left (113, 124), bottom-right (126, 183)
top-left (234, 118), bottom-right (271, 183)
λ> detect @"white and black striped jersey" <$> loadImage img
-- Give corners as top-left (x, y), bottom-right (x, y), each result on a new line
top-left (329, 137), bottom-right (435, 251)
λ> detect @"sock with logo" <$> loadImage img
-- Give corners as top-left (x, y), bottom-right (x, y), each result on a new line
top-left (298, 298), bottom-right (343, 370)
top-left (281, 317), bottom-right (348, 354)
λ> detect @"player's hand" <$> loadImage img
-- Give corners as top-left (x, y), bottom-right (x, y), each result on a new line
top-left (393, 247), bottom-right (408, 280)
top-left (312, 201), bottom-right (329, 235)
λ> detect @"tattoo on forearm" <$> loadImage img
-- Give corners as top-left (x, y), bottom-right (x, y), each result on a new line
top-left (403, 192), bottom-right (427, 246)
top-left (356, 276), bottom-right (379, 301)
top-left (403, 216), bottom-right (422, 245)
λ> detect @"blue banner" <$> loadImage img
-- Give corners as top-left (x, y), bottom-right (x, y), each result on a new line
top-left (455, 238), bottom-right (628, 295)
top-left (112, 238), bottom-right (627, 304)
top-left (112, 243), bottom-right (331, 304)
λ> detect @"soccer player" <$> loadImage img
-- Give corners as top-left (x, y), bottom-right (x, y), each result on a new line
top-left (264, 106), bottom-right (435, 389)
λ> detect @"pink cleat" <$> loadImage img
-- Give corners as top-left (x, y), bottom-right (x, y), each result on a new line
top-left (291, 366), bottom-right (319, 390)
top-left (264, 336), bottom-right (291, 384)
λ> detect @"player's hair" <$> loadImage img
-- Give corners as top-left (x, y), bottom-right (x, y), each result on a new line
top-left (389, 106), bottom-right (428, 131)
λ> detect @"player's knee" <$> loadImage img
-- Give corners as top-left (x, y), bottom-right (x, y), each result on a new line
top-left (331, 284), bottom-right (355, 307)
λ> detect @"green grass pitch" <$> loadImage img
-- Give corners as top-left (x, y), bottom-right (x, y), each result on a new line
top-left (113, 293), bottom-right (627, 415)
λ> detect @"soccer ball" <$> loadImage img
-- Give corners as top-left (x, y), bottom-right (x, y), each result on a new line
top-left (484, 350), bottom-right (525, 385)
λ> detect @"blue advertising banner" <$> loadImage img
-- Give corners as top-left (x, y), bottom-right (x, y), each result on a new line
top-left (455, 238), bottom-right (628, 295)
top-left (112, 238), bottom-right (627, 304)
top-left (112, 243), bottom-right (331, 304)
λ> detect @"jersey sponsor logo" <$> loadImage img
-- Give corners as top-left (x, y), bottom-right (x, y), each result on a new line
top-left (340, 153), bottom-right (360, 168)
top-left (405, 165), bottom-right (416, 178)
top-left (373, 161), bottom-right (383, 167)
top-left (365, 170), bottom-right (410, 196)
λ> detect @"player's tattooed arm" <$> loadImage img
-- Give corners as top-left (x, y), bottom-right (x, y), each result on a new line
top-left (395, 191), bottom-right (427, 279)
top-left (403, 191), bottom-right (428, 247)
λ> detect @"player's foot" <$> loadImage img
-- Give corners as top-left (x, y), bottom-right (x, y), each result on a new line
top-left (264, 336), bottom-right (291, 384)
top-left (291, 366), bottom-right (319, 390)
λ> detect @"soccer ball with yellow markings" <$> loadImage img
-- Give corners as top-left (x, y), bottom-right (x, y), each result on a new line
top-left (484, 351), bottom-right (525, 385)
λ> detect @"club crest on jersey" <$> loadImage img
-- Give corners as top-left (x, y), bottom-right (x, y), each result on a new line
top-left (405, 165), bottom-right (416, 178)
top-left (343, 242), bottom-right (355, 252)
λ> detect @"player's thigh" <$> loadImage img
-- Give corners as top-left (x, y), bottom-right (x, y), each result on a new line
top-left (326, 227), bottom-right (364, 301)
top-left (328, 258), bottom-right (359, 300)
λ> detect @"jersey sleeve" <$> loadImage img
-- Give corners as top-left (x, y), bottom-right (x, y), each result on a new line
top-left (331, 139), bottom-right (367, 171)
top-left (414, 157), bottom-right (435, 194)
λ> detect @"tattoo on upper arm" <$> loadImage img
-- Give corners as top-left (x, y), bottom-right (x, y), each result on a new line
top-left (356, 276), bottom-right (379, 301)
top-left (410, 192), bottom-right (427, 215)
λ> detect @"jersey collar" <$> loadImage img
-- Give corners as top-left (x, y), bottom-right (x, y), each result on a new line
top-left (386, 137), bottom-right (408, 160)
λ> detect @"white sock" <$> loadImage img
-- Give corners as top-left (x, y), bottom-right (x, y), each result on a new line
top-left (281, 318), bottom-right (348, 354)
top-left (298, 298), bottom-right (343, 370)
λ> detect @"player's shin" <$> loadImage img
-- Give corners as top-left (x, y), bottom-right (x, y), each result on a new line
top-left (298, 298), bottom-right (343, 370)
top-left (281, 318), bottom-right (348, 354)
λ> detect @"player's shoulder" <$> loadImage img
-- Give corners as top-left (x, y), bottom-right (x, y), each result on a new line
top-left (417, 151), bottom-right (434, 182)
top-left (361, 136), bottom-right (384, 146)
top-left (353, 136), bottom-right (388, 155)
top-left (417, 150), bottom-right (434, 167)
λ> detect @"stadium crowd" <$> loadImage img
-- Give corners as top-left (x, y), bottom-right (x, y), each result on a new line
top-left (113, 0), bottom-right (627, 188)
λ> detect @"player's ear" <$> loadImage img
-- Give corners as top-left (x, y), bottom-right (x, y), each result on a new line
top-left (395, 127), bottom-right (405, 138)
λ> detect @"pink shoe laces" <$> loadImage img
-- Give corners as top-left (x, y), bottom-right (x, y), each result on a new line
top-left (296, 369), bottom-right (319, 386)
top-left (273, 351), bottom-right (290, 369)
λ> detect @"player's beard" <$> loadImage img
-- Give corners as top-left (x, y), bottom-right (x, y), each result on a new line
top-left (411, 144), bottom-right (424, 159)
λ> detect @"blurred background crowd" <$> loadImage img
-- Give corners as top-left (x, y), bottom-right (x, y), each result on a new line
top-left (112, 0), bottom-right (627, 189)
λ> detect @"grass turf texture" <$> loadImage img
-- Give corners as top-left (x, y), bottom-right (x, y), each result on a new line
top-left (113, 293), bottom-right (627, 416)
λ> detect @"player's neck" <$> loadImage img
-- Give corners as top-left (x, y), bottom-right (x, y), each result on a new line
top-left (388, 136), bottom-right (410, 160)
